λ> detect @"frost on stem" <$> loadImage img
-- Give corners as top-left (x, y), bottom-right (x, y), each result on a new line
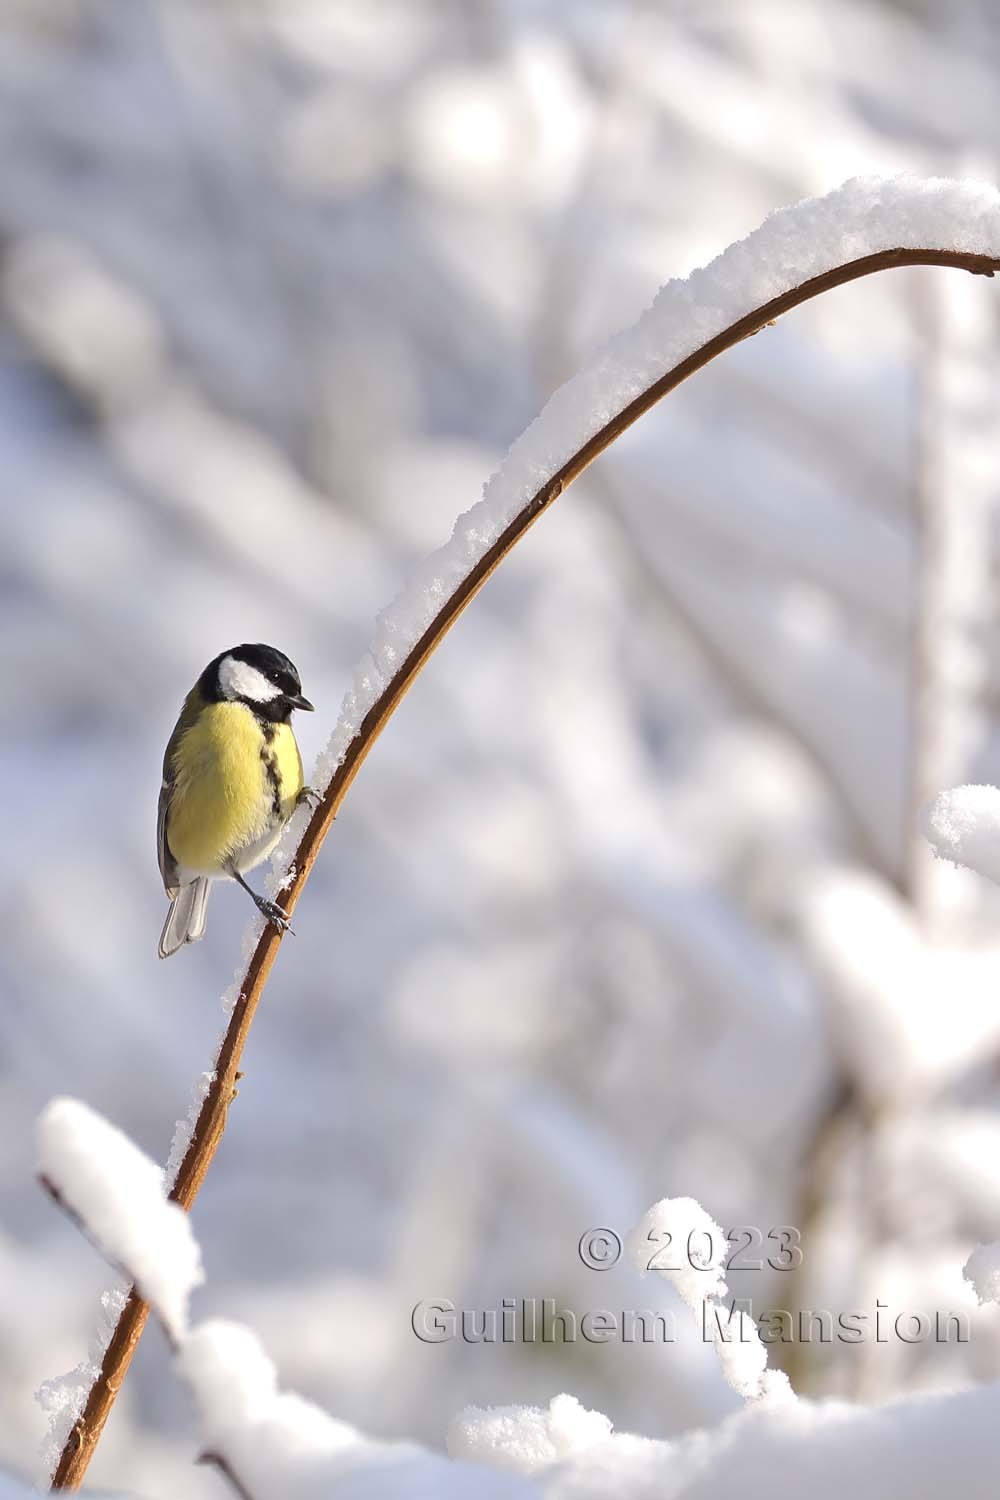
top-left (35, 1280), bottom-right (129, 1483)
top-left (165, 1069), bottom-right (216, 1188)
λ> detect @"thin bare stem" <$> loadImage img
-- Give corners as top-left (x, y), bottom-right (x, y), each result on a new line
top-left (198, 1451), bottom-right (256, 1500)
top-left (49, 245), bottom-right (999, 1490)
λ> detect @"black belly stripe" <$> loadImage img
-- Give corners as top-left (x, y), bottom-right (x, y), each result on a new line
top-left (259, 726), bottom-right (283, 819)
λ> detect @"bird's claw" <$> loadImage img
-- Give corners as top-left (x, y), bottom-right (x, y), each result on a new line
top-left (258, 898), bottom-right (295, 937)
top-left (297, 785), bottom-right (322, 810)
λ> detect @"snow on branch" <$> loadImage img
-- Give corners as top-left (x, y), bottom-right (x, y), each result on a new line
top-left (37, 1098), bottom-right (202, 1342)
top-left (181, 1319), bottom-right (535, 1500)
top-left (305, 173), bottom-right (1000, 798)
top-left (627, 1196), bottom-right (791, 1403)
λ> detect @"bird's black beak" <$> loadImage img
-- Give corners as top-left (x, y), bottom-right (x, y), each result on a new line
top-left (287, 693), bottom-right (314, 712)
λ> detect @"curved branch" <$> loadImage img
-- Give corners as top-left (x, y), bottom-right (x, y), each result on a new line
top-left (49, 244), bottom-right (998, 1490)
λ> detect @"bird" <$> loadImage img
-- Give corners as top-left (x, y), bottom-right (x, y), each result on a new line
top-left (157, 643), bottom-right (315, 959)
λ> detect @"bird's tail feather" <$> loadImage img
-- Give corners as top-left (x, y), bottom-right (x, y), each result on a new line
top-left (158, 878), bottom-right (211, 959)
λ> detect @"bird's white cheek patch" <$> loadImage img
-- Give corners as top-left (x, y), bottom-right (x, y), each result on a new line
top-left (218, 655), bottom-right (282, 703)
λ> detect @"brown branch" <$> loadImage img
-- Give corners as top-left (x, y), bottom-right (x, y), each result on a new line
top-left (48, 245), bottom-right (1000, 1490)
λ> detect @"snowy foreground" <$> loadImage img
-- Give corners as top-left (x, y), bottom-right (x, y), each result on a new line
top-left (32, 1098), bottom-right (1000, 1498)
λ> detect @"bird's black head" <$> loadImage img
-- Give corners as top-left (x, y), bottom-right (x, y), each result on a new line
top-left (202, 643), bottom-right (314, 723)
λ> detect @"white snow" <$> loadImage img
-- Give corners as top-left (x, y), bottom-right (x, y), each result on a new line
top-left (447, 1395), bottom-right (613, 1475)
top-left (923, 784), bottom-right (1000, 885)
top-left (963, 1241), bottom-right (1000, 1306)
top-left (627, 1196), bottom-right (729, 1310)
top-left (176, 1318), bottom-right (364, 1494)
top-left (536, 1383), bottom-right (1000, 1500)
top-left (36, 1099), bottom-right (203, 1341)
top-left (297, 173), bottom-right (1000, 840)
top-left (178, 1319), bottom-right (534, 1499)
top-left (628, 1197), bottom-right (774, 1401)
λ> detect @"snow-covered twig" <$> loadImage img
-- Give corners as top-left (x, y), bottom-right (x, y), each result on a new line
top-left (37, 1099), bottom-right (203, 1346)
top-left (37, 1102), bottom-right (254, 1499)
top-left (906, 258), bottom-right (994, 925)
top-left (49, 174), bottom-right (1000, 1491)
top-left (628, 1196), bottom-right (792, 1404)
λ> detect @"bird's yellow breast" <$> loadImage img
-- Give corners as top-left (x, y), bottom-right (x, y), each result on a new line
top-left (166, 701), bottom-right (303, 876)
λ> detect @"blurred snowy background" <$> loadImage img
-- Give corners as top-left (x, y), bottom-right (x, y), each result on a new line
top-left (4, 0), bottom-right (1000, 1494)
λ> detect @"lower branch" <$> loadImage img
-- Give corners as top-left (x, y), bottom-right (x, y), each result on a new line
top-left (198, 1451), bottom-right (255, 1500)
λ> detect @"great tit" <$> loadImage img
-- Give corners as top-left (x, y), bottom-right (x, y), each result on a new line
top-left (157, 643), bottom-right (315, 959)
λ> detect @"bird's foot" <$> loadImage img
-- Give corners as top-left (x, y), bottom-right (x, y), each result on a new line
top-left (297, 785), bottom-right (322, 810)
top-left (256, 896), bottom-right (295, 936)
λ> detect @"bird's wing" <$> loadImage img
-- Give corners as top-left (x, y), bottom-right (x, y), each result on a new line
top-left (157, 777), bottom-right (178, 896)
top-left (158, 690), bottom-right (200, 896)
